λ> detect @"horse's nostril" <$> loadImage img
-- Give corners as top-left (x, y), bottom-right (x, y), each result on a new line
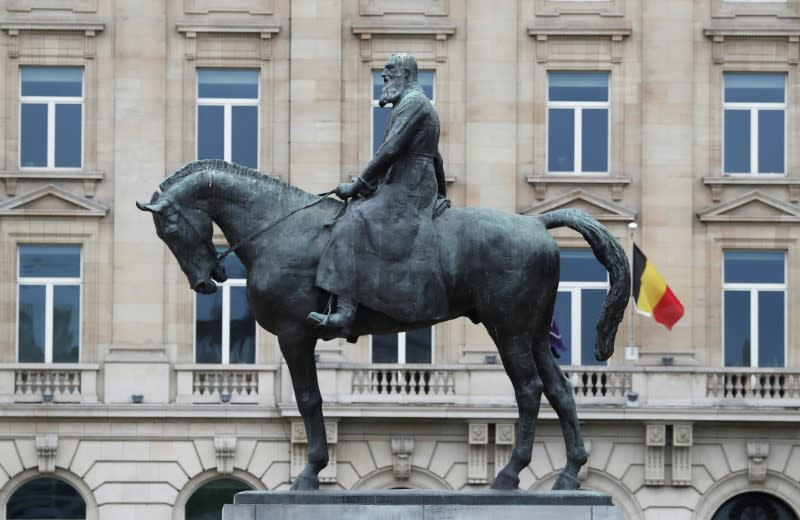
top-left (193, 279), bottom-right (217, 294)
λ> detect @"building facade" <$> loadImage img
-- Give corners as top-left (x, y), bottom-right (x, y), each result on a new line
top-left (0, 0), bottom-right (799, 518)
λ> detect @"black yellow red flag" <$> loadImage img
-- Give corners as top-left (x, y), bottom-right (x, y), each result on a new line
top-left (632, 244), bottom-right (684, 330)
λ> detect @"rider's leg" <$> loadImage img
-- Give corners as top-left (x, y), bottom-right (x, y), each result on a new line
top-left (307, 295), bottom-right (357, 333)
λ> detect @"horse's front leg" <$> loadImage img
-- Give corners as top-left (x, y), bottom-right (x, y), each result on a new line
top-left (279, 331), bottom-right (327, 490)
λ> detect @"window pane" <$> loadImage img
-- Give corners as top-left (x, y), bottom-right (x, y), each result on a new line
top-left (198, 69), bottom-right (258, 99)
top-left (373, 106), bottom-right (391, 155)
top-left (53, 285), bottom-right (80, 363)
top-left (581, 289), bottom-right (606, 366)
top-left (21, 67), bottom-right (83, 97)
top-left (548, 108), bottom-right (574, 172)
top-left (554, 292), bottom-right (572, 366)
top-left (198, 105), bottom-right (224, 160)
top-left (758, 291), bottom-right (784, 367)
top-left (7, 477), bottom-right (86, 520)
top-left (185, 478), bottom-right (251, 520)
top-left (229, 286), bottom-right (255, 364)
top-left (582, 108), bottom-right (608, 172)
top-left (20, 245), bottom-right (81, 278)
top-left (231, 105), bottom-right (258, 168)
top-left (549, 72), bottom-right (608, 102)
top-left (372, 70), bottom-right (384, 100)
top-left (724, 251), bottom-right (784, 284)
top-left (372, 334), bottom-right (398, 363)
top-left (560, 249), bottom-right (607, 282)
top-left (196, 292), bottom-right (223, 363)
top-left (55, 103), bottom-right (82, 167)
top-left (221, 252), bottom-right (247, 279)
top-left (724, 290), bottom-right (751, 367)
top-left (405, 328), bottom-right (432, 364)
top-left (20, 103), bottom-right (47, 167)
top-left (724, 72), bottom-right (784, 103)
top-left (418, 70), bottom-right (434, 100)
top-left (18, 285), bottom-right (45, 363)
top-left (724, 110), bottom-right (750, 173)
top-left (758, 110), bottom-right (784, 174)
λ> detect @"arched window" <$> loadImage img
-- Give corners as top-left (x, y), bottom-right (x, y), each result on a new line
top-left (7, 477), bottom-right (86, 519)
top-left (185, 478), bottom-right (252, 520)
top-left (712, 491), bottom-right (798, 520)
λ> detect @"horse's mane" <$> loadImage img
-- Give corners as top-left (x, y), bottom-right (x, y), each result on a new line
top-left (159, 159), bottom-right (320, 204)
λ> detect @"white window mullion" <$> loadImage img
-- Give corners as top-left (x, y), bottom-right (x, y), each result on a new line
top-left (223, 104), bottom-right (232, 163)
top-left (44, 284), bottom-right (54, 363)
top-left (221, 284), bottom-right (231, 364)
top-left (398, 332), bottom-right (407, 364)
top-left (574, 108), bottom-right (583, 173)
top-left (750, 108), bottom-right (759, 175)
top-left (47, 101), bottom-right (56, 168)
top-left (571, 288), bottom-right (582, 365)
top-left (750, 289), bottom-right (759, 368)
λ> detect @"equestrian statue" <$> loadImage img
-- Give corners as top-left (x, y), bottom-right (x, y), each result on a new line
top-left (138, 54), bottom-right (631, 492)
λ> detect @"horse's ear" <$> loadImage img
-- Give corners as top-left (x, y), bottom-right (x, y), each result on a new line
top-left (136, 193), bottom-right (167, 213)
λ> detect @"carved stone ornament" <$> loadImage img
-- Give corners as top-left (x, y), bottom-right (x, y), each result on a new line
top-left (391, 436), bottom-right (415, 480)
top-left (35, 434), bottom-right (58, 473)
top-left (747, 441), bottom-right (770, 483)
top-left (645, 424), bottom-right (665, 486)
top-left (468, 423), bottom-right (488, 484)
top-left (214, 436), bottom-right (236, 474)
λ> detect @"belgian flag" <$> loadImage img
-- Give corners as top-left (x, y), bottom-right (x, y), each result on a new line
top-left (632, 244), bottom-right (684, 330)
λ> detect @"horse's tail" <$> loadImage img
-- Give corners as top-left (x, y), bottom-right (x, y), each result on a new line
top-left (539, 208), bottom-right (631, 361)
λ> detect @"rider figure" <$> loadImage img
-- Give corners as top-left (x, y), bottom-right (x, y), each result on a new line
top-left (308, 53), bottom-right (448, 336)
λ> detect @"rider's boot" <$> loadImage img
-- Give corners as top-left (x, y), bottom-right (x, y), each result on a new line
top-left (307, 296), bottom-right (357, 336)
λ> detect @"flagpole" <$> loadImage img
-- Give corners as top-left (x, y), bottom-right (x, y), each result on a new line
top-left (627, 221), bottom-right (638, 361)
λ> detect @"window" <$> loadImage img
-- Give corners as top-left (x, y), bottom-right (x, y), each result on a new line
top-left (553, 249), bottom-right (608, 366)
top-left (186, 478), bottom-right (251, 520)
top-left (547, 71), bottom-right (609, 174)
top-left (372, 69), bottom-right (434, 154)
top-left (370, 70), bottom-right (435, 365)
top-left (20, 67), bottom-right (83, 169)
top-left (7, 477), bottom-right (86, 520)
top-left (197, 69), bottom-right (259, 168)
top-left (723, 250), bottom-right (785, 367)
top-left (195, 251), bottom-right (255, 364)
top-left (712, 492), bottom-right (796, 520)
top-left (17, 245), bottom-right (81, 363)
top-left (723, 72), bottom-right (785, 175)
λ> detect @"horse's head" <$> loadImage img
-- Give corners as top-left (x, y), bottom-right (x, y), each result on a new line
top-left (137, 191), bottom-right (228, 294)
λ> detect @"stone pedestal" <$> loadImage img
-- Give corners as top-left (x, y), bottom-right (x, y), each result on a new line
top-left (222, 490), bottom-right (623, 520)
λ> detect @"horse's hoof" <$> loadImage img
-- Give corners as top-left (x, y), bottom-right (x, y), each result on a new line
top-left (490, 471), bottom-right (520, 490)
top-left (552, 472), bottom-right (581, 490)
top-left (290, 474), bottom-right (320, 491)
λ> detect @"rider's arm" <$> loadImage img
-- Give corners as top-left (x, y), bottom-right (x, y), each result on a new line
top-left (434, 149), bottom-right (447, 198)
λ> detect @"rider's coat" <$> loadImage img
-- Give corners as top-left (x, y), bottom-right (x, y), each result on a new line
top-left (315, 82), bottom-right (449, 323)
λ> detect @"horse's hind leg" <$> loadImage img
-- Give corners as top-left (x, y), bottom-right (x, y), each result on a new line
top-left (488, 327), bottom-right (544, 490)
top-left (534, 344), bottom-right (587, 490)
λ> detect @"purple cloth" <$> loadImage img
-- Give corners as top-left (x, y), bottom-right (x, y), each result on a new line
top-left (549, 319), bottom-right (567, 354)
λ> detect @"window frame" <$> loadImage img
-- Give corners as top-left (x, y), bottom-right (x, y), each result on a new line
top-left (16, 245), bottom-right (82, 364)
top-left (546, 70), bottom-right (610, 175)
top-left (722, 72), bottom-right (786, 176)
top-left (722, 250), bottom-right (787, 368)
top-left (195, 68), bottom-right (261, 168)
top-left (369, 328), bottom-right (436, 365)
top-left (18, 66), bottom-right (85, 170)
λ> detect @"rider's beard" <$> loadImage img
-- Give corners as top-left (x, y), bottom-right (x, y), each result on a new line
top-left (379, 82), bottom-right (403, 107)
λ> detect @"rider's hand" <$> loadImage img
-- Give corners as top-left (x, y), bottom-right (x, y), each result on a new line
top-left (334, 181), bottom-right (360, 199)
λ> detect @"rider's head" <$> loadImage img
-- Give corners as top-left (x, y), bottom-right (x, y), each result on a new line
top-left (379, 53), bottom-right (419, 107)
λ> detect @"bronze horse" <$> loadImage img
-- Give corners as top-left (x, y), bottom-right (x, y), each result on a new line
top-left (137, 159), bottom-right (630, 491)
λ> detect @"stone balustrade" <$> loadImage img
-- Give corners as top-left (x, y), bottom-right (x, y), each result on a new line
top-left (0, 364), bottom-right (99, 403)
top-left (175, 364), bottom-right (279, 405)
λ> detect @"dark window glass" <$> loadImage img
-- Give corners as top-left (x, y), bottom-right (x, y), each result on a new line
top-left (758, 291), bottom-right (785, 367)
top-left (724, 251), bottom-right (784, 284)
top-left (372, 106), bottom-right (392, 154)
top-left (372, 334), bottom-right (398, 363)
top-left (372, 70), bottom-right (384, 99)
top-left (581, 289), bottom-right (607, 366)
top-left (198, 69), bottom-right (259, 99)
top-left (186, 478), bottom-right (251, 520)
top-left (53, 285), bottom-right (80, 363)
top-left (724, 73), bottom-right (785, 103)
top-left (7, 477), bottom-right (86, 519)
top-left (18, 285), bottom-right (45, 363)
top-left (554, 292), bottom-right (572, 366)
top-left (196, 291), bottom-right (223, 364)
top-left (229, 286), bottom-right (255, 364)
top-left (198, 105), bottom-right (225, 160)
top-left (20, 245), bottom-right (81, 278)
top-left (418, 70), bottom-right (434, 99)
top-left (221, 252), bottom-right (247, 279)
top-left (548, 108), bottom-right (574, 172)
top-left (549, 72), bottom-right (608, 102)
top-left (55, 103), bottom-right (82, 167)
top-left (758, 110), bottom-right (784, 174)
top-left (560, 249), bottom-right (607, 282)
top-left (405, 328), bottom-right (432, 364)
top-left (20, 103), bottom-right (47, 167)
top-left (724, 290), bottom-right (750, 367)
top-left (231, 105), bottom-right (258, 168)
top-left (21, 67), bottom-right (83, 97)
top-left (724, 109), bottom-right (750, 173)
top-left (711, 492), bottom-right (798, 520)
top-left (582, 108), bottom-right (608, 172)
